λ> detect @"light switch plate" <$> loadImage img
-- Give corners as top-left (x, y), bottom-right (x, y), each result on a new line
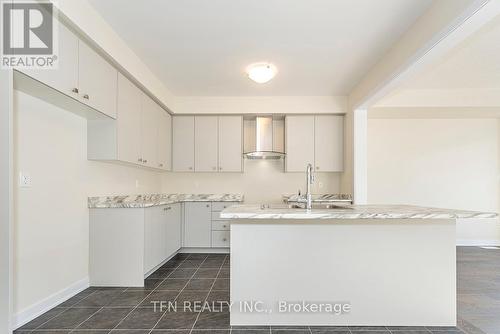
top-left (19, 172), bottom-right (32, 187)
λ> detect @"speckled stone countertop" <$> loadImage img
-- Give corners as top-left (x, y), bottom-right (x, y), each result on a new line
top-left (88, 193), bottom-right (244, 209)
top-left (220, 204), bottom-right (498, 220)
top-left (283, 193), bottom-right (352, 203)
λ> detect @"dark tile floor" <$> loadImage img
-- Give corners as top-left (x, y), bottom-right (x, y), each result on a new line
top-left (14, 247), bottom-right (500, 334)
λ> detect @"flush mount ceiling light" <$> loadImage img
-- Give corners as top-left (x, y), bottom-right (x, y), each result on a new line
top-left (246, 62), bottom-right (277, 84)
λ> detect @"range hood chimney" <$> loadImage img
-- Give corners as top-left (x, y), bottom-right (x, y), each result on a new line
top-left (243, 116), bottom-right (285, 159)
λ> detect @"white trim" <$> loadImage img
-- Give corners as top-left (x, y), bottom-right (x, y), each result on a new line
top-left (456, 240), bottom-right (500, 247)
top-left (12, 277), bottom-right (89, 330)
top-left (143, 251), bottom-right (180, 278)
top-left (180, 247), bottom-right (230, 254)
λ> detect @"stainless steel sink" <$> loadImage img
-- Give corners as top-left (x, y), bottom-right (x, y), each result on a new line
top-left (259, 203), bottom-right (352, 210)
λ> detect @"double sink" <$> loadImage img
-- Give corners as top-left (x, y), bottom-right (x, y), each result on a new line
top-left (260, 202), bottom-right (353, 210)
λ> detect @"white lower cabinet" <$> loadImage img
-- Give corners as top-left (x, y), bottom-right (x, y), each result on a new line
top-left (90, 203), bottom-right (181, 287)
top-left (90, 201), bottom-right (236, 286)
top-left (183, 202), bottom-right (237, 249)
top-left (183, 202), bottom-right (212, 247)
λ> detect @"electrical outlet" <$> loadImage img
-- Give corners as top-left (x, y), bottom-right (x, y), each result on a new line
top-left (19, 172), bottom-right (31, 187)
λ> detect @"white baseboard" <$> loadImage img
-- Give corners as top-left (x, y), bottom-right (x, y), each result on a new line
top-left (180, 247), bottom-right (230, 254)
top-left (457, 239), bottom-right (500, 246)
top-left (12, 277), bottom-right (89, 330)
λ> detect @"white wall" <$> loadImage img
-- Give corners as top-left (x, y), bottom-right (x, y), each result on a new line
top-left (162, 160), bottom-right (341, 204)
top-left (13, 91), bottom-right (163, 318)
top-left (173, 96), bottom-right (346, 114)
top-left (1, 70), bottom-right (13, 334)
top-left (367, 116), bottom-right (499, 245)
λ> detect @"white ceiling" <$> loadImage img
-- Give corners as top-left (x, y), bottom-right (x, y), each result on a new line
top-left (393, 14), bottom-right (500, 91)
top-left (89, 0), bottom-right (433, 96)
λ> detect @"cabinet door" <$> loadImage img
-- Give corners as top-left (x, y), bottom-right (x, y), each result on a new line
top-left (195, 116), bottom-right (218, 172)
top-left (116, 73), bottom-right (142, 164)
top-left (157, 108), bottom-right (172, 170)
top-left (21, 21), bottom-right (78, 97)
top-left (184, 202), bottom-right (211, 247)
top-left (78, 42), bottom-right (117, 118)
top-left (218, 116), bottom-right (243, 172)
top-left (172, 116), bottom-right (195, 172)
top-left (144, 206), bottom-right (167, 274)
top-left (314, 115), bottom-right (344, 172)
top-left (165, 204), bottom-right (181, 257)
top-left (140, 94), bottom-right (159, 168)
top-left (285, 115), bottom-right (315, 172)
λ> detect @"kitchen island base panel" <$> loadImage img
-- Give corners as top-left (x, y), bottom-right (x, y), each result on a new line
top-left (230, 219), bottom-right (456, 326)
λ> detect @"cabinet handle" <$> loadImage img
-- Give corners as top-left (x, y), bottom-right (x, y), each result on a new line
top-left (72, 88), bottom-right (79, 94)
top-left (159, 163), bottom-right (164, 167)
top-left (83, 94), bottom-right (89, 100)
top-left (143, 159), bottom-right (148, 163)
top-left (223, 225), bottom-right (227, 228)
top-left (219, 167), bottom-right (223, 171)
top-left (188, 167), bottom-right (193, 170)
top-left (138, 158), bottom-right (143, 162)
top-left (316, 166), bottom-right (320, 170)
top-left (223, 238), bottom-right (227, 241)
top-left (164, 206), bottom-right (171, 211)
top-left (206, 204), bottom-right (210, 208)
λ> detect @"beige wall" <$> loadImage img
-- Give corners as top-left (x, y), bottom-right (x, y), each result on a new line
top-left (367, 116), bottom-right (499, 244)
top-left (162, 160), bottom-right (341, 204)
top-left (13, 91), bottom-right (163, 315)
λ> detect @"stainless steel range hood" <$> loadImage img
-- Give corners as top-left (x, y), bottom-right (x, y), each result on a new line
top-left (243, 116), bottom-right (285, 159)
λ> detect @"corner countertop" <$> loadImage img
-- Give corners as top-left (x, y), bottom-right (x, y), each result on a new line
top-left (220, 204), bottom-right (498, 220)
top-left (88, 193), bottom-right (244, 209)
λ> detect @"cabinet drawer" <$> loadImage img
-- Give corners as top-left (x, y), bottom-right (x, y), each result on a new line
top-left (211, 202), bottom-right (237, 212)
top-left (212, 220), bottom-right (230, 231)
top-left (211, 231), bottom-right (230, 248)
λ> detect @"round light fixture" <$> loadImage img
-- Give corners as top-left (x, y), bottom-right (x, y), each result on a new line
top-left (246, 62), bottom-right (277, 84)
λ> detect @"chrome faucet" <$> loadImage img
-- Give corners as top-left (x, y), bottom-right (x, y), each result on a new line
top-left (305, 163), bottom-right (315, 210)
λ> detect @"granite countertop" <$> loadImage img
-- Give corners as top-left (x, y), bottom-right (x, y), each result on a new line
top-left (220, 204), bottom-right (498, 220)
top-left (88, 193), bottom-right (244, 209)
top-left (283, 193), bottom-right (352, 203)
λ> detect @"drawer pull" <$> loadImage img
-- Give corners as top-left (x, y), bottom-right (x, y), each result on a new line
top-left (164, 206), bottom-right (171, 211)
top-left (223, 238), bottom-right (227, 242)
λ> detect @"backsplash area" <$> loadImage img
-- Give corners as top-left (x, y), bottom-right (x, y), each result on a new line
top-left (162, 159), bottom-right (342, 204)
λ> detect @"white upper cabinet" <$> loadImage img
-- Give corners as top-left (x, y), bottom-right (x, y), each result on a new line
top-left (218, 116), bottom-right (243, 172)
top-left (78, 42), bottom-right (117, 119)
top-left (173, 116), bottom-right (195, 172)
top-left (195, 116), bottom-right (218, 172)
top-left (314, 115), bottom-right (344, 172)
top-left (116, 73), bottom-right (142, 164)
top-left (285, 115), bottom-right (344, 172)
top-left (285, 115), bottom-right (315, 172)
top-left (157, 107), bottom-right (172, 171)
top-left (21, 22), bottom-right (79, 98)
top-left (140, 94), bottom-right (159, 168)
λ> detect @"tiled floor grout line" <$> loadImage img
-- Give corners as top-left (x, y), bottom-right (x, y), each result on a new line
top-left (149, 253), bottom-right (210, 334)
top-left (188, 254), bottom-right (227, 334)
top-left (107, 254), bottom-right (186, 334)
top-left (67, 306), bottom-right (104, 333)
top-left (28, 289), bottom-right (101, 332)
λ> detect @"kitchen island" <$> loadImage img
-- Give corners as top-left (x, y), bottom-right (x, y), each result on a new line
top-left (220, 204), bottom-right (497, 327)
